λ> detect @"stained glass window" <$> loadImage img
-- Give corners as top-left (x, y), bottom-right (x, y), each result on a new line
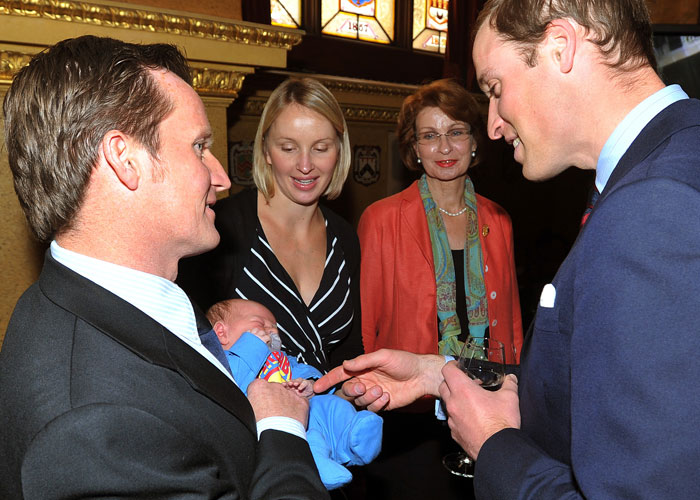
top-left (321, 0), bottom-right (395, 44)
top-left (413, 0), bottom-right (448, 54)
top-left (271, 0), bottom-right (301, 29)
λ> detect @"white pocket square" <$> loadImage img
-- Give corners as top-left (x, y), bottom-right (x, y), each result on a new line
top-left (539, 283), bottom-right (556, 308)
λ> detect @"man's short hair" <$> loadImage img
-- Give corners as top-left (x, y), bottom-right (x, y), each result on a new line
top-left (252, 77), bottom-right (351, 201)
top-left (3, 35), bottom-right (192, 242)
top-left (474, 0), bottom-right (656, 71)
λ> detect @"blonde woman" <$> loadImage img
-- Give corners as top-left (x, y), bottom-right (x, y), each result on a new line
top-left (184, 78), bottom-right (361, 373)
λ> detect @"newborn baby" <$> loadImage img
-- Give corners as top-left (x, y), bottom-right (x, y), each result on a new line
top-left (207, 298), bottom-right (382, 489)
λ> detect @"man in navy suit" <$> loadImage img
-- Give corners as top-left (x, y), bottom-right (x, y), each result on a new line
top-left (316, 0), bottom-right (700, 498)
top-left (0, 36), bottom-right (327, 499)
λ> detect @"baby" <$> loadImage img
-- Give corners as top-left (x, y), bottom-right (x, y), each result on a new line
top-left (207, 298), bottom-right (382, 490)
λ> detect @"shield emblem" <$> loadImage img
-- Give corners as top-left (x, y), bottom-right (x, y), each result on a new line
top-left (341, 0), bottom-right (375, 15)
top-left (258, 351), bottom-right (292, 383)
top-left (353, 145), bottom-right (381, 186)
top-left (427, 0), bottom-right (449, 31)
top-left (229, 141), bottom-right (254, 186)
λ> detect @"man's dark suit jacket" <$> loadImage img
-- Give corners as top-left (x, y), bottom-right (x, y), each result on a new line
top-left (475, 98), bottom-right (700, 499)
top-left (0, 253), bottom-right (328, 499)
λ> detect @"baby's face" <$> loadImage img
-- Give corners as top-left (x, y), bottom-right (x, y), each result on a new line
top-left (227, 302), bottom-right (278, 340)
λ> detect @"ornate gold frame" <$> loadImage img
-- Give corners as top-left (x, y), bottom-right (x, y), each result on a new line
top-left (241, 95), bottom-right (400, 124)
top-left (0, 0), bottom-right (302, 49)
top-left (0, 50), bottom-right (32, 85)
top-left (0, 0), bottom-right (303, 96)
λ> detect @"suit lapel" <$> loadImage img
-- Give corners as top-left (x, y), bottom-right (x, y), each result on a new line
top-left (572, 99), bottom-right (698, 253)
top-left (39, 253), bottom-right (256, 434)
top-left (603, 99), bottom-right (697, 198)
top-left (191, 299), bottom-right (215, 334)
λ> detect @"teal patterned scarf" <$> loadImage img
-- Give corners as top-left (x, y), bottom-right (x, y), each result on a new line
top-left (418, 174), bottom-right (489, 356)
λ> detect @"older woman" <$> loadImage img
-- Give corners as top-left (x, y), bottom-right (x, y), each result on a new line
top-left (181, 78), bottom-right (362, 373)
top-left (360, 78), bottom-right (522, 361)
top-left (356, 78), bottom-right (522, 499)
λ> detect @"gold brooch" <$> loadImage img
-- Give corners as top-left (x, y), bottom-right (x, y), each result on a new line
top-left (482, 225), bottom-right (490, 237)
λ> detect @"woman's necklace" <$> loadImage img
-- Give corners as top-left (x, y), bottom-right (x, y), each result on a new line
top-left (438, 206), bottom-right (468, 217)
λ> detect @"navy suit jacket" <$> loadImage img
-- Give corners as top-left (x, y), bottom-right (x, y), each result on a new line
top-left (475, 98), bottom-right (700, 499)
top-left (0, 253), bottom-right (328, 499)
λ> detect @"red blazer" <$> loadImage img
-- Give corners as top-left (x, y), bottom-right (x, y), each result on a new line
top-left (358, 181), bottom-right (523, 364)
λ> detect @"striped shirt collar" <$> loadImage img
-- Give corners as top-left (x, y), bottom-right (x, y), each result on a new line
top-left (51, 240), bottom-right (198, 342)
top-left (50, 240), bottom-right (234, 382)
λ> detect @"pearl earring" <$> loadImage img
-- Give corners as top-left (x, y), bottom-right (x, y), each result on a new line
top-left (471, 150), bottom-right (476, 158)
top-left (417, 158), bottom-right (422, 164)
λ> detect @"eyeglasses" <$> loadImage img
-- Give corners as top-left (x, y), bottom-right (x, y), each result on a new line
top-left (415, 128), bottom-right (471, 146)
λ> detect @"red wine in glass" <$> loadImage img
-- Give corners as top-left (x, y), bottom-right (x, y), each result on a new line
top-left (443, 338), bottom-right (506, 477)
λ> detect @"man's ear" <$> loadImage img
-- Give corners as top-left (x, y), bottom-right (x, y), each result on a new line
top-left (101, 130), bottom-right (140, 191)
top-left (545, 19), bottom-right (577, 74)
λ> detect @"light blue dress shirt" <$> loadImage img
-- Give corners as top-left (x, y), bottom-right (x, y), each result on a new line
top-left (596, 84), bottom-right (689, 193)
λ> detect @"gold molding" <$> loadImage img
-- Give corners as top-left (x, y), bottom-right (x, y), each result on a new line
top-left (191, 68), bottom-right (246, 98)
top-left (341, 104), bottom-right (399, 123)
top-left (318, 79), bottom-right (416, 98)
top-left (242, 96), bottom-right (399, 123)
top-left (1, 49), bottom-right (248, 98)
top-left (263, 70), bottom-right (418, 97)
top-left (0, 50), bottom-right (32, 84)
top-left (241, 97), bottom-right (269, 116)
top-left (0, 0), bottom-right (303, 50)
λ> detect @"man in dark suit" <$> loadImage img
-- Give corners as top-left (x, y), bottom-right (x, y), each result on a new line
top-left (316, 0), bottom-right (700, 498)
top-left (0, 36), bottom-right (328, 499)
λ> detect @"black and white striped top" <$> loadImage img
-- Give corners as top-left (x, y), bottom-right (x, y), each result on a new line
top-left (232, 217), bottom-right (355, 372)
top-left (176, 189), bottom-right (364, 374)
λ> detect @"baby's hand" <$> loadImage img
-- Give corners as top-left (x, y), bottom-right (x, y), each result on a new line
top-left (249, 327), bottom-right (272, 345)
top-left (283, 378), bottom-right (314, 399)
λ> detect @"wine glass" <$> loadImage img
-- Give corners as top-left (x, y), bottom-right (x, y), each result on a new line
top-left (442, 338), bottom-right (506, 478)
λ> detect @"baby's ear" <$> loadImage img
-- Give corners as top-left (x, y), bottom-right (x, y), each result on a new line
top-left (213, 321), bottom-right (228, 344)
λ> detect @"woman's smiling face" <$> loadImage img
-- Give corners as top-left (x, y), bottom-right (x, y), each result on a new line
top-left (413, 106), bottom-right (477, 183)
top-left (264, 103), bottom-right (339, 206)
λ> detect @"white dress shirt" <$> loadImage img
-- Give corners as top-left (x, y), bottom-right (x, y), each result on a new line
top-left (50, 241), bottom-right (306, 440)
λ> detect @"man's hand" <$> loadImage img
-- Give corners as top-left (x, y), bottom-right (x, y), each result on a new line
top-left (439, 361), bottom-right (521, 459)
top-left (247, 378), bottom-right (310, 427)
top-left (313, 349), bottom-right (445, 412)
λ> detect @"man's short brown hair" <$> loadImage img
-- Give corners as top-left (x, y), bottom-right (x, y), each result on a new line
top-left (3, 35), bottom-right (192, 242)
top-left (474, 0), bottom-right (656, 71)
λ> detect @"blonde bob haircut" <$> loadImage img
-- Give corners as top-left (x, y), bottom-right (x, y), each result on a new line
top-left (253, 77), bottom-right (351, 201)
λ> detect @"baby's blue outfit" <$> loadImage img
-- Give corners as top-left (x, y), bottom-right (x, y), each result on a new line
top-left (226, 332), bottom-right (383, 489)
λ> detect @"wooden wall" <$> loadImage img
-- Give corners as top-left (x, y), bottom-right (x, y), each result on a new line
top-left (650, 0), bottom-right (700, 23)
